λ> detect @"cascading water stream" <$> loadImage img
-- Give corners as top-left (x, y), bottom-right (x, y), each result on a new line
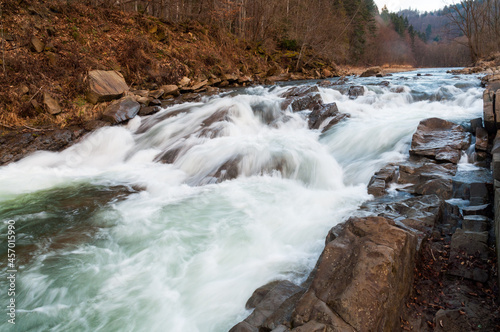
top-left (0, 69), bottom-right (483, 331)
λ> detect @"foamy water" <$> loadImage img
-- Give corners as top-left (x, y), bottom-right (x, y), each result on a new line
top-left (0, 68), bottom-right (482, 331)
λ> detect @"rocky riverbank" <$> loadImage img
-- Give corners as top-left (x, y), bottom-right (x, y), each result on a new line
top-left (229, 80), bottom-right (500, 331)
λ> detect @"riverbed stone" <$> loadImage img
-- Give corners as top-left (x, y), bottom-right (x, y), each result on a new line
top-left (102, 96), bottom-right (140, 124)
top-left (87, 70), bottom-right (129, 103)
top-left (367, 164), bottom-right (397, 197)
top-left (348, 86), bottom-right (365, 99)
top-left (308, 102), bottom-right (339, 129)
top-left (230, 280), bottom-right (304, 332)
top-left (463, 215), bottom-right (490, 232)
top-left (410, 118), bottom-right (470, 163)
top-left (291, 216), bottom-right (417, 332)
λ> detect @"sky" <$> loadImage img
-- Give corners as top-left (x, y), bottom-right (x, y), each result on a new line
top-left (374, 0), bottom-right (457, 13)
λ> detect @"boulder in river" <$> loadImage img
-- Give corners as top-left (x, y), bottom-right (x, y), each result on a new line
top-left (409, 118), bottom-right (470, 164)
top-left (348, 86), bottom-right (365, 99)
top-left (87, 70), bottom-right (129, 103)
top-left (101, 96), bottom-right (140, 124)
top-left (308, 102), bottom-right (340, 129)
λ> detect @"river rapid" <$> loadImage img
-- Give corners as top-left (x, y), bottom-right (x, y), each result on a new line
top-left (0, 68), bottom-right (483, 331)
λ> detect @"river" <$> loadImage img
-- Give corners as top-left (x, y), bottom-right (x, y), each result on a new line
top-left (0, 68), bottom-right (483, 331)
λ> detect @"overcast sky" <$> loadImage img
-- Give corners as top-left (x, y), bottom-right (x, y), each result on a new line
top-left (374, 0), bottom-right (457, 13)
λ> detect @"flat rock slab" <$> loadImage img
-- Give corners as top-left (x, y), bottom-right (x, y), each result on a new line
top-left (102, 96), bottom-right (140, 124)
top-left (410, 117), bottom-right (470, 164)
top-left (87, 70), bottom-right (129, 103)
top-left (291, 216), bottom-right (417, 332)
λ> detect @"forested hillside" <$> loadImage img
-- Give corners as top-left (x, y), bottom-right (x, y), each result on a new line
top-left (1, 0), bottom-right (500, 130)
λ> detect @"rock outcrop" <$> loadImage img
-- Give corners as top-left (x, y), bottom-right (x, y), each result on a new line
top-left (101, 96), bottom-right (140, 124)
top-left (292, 216), bottom-right (417, 332)
top-left (87, 70), bottom-right (130, 104)
top-left (409, 117), bottom-right (470, 163)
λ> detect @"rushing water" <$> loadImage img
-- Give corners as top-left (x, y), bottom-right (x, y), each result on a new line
top-left (0, 68), bottom-right (483, 331)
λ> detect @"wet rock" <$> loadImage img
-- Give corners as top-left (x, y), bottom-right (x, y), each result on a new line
top-left (138, 105), bottom-right (161, 116)
top-left (291, 216), bottom-right (417, 332)
top-left (279, 86), bottom-right (320, 99)
top-left (409, 118), bottom-right (470, 164)
top-left (246, 281), bottom-right (283, 309)
top-left (101, 96), bottom-right (140, 124)
top-left (230, 280), bottom-right (303, 332)
top-left (87, 70), bottom-right (129, 103)
top-left (390, 195), bottom-right (443, 232)
top-left (321, 113), bottom-right (349, 132)
top-left (360, 66), bottom-right (382, 77)
top-left (30, 36), bottom-right (44, 52)
top-left (348, 85), bottom-right (365, 99)
top-left (308, 102), bottom-right (339, 129)
top-left (414, 178), bottom-right (453, 199)
top-left (43, 92), bottom-right (62, 115)
top-left (390, 86), bottom-right (406, 93)
top-left (367, 165), bottom-right (397, 197)
top-left (462, 215), bottom-right (490, 232)
top-left (398, 161), bottom-right (457, 187)
top-left (262, 289), bottom-right (305, 330)
top-left (282, 93), bottom-right (322, 112)
top-left (461, 203), bottom-right (492, 217)
top-left (82, 120), bottom-right (109, 132)
top-left (475, 126), bottom-right (488, 152)
top-left (160, 84), bottom-right (179, 97)
top-left (483, 89), bottom-right (496, 134)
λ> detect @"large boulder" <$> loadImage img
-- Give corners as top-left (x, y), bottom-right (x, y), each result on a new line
top-left (102, 96), bottom-right (140, 124)
top-left (409, 118), bottom-right (470, 164)
top-left (87, 70), bottom-right (129, 104)
top-left (291, 216), bottom-right (417, 332)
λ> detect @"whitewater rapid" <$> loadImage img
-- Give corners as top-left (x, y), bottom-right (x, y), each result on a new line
top-left (0, 68), bottom-right (483, 331)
